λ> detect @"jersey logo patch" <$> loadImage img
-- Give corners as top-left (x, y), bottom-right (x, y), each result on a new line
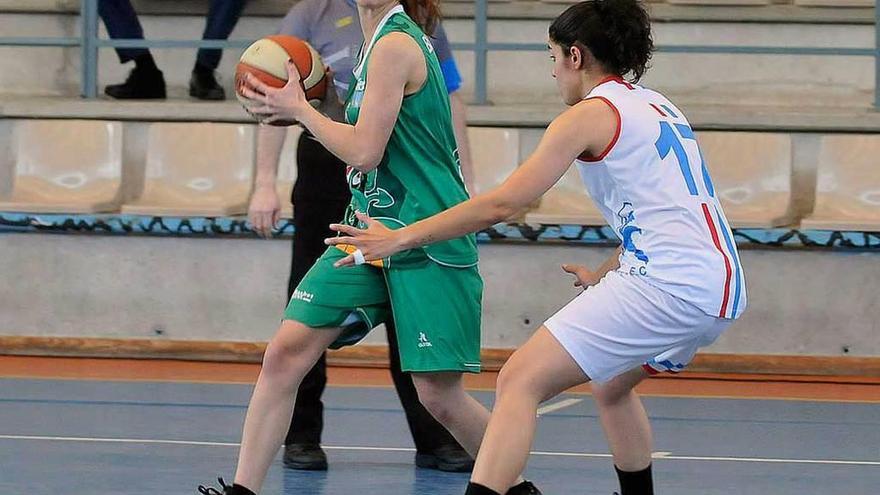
top-left (617, 203), bottom-right (649, 264)
top-left (422, 35), bottom-right (435, 54)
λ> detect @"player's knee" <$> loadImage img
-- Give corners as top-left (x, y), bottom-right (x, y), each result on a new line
top-left (261, 322), bottom-right (320, 380)
top-left (496, 364), bottom-right (541, 402)
top-left (591, 382), bottom-right (633, 407)
top-left (412, 376), bottom-right (458, 424)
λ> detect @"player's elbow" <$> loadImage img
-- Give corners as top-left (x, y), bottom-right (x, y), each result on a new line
top-left (485, 194), bottom-right (520, 224)
top-left (349, 149), bottom-right (383, 173)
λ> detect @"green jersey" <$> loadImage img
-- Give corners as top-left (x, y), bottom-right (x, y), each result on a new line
top-left (342, 6), bottom-right (478, 268)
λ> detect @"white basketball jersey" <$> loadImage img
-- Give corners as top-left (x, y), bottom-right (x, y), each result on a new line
top-left (576, 77), bottom-right (746, 319)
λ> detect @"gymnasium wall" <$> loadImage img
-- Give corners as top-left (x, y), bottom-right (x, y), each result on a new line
top-left (2, 234), bottom-right (879, 357)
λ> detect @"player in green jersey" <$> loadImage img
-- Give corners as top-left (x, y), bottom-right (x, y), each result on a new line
top-left (205, 1), bottom-right (540, 494)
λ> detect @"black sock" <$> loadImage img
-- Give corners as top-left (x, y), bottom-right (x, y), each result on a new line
top-left (465, 482), bottom-right (501, 495)
top-left (229, 484), bottom-right (256, 495)
top-left (615, 464), bottom-right (653, 495)
top-left (134, 53), bottom-right (158, 72)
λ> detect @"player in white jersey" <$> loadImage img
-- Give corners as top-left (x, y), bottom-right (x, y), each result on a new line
top-left (325, 1), bottom-right (746, 494)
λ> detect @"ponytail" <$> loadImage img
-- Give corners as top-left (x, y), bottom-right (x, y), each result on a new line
top-left (400, 0), bottom-right (441, 35)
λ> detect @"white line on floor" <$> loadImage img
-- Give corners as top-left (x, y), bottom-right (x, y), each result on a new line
top-left (2, 435), bottom-right (878, 466)
top-left (536, 398), bottom-right (583, 416)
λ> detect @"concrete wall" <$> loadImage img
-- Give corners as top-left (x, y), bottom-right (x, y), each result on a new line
top-left (0, 12), bottom-right (873, 107)
top-left (1, 233), bottom-right (878, 357)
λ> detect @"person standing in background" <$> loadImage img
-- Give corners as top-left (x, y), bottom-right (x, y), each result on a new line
top-left (98, 0), bottom-right (247, 100)
top-left (246, 0), bottom-right (476, 473)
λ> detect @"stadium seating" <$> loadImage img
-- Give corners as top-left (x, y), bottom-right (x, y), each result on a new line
top-left (667, 0), bottom-right (771, 5)
top-left (794, 0), bottom-right (873, 6)
top-left (800, 135), bottom-right (880, 231)
top-left (468, 127), bottom-right (525, 220)
top-left (0, 120), bottom-right (124, 213)
top-left (121, 123), bottom-right (255, 217)
top-left (525, 164), bottom-right (605, 226)
top-left (468, 127), bottom-right (520, 195)
top-left (699, 132), bottom-right (795, 228)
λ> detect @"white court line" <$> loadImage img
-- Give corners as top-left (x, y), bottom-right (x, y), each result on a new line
top-left (536, 398), bottom-right (583, 416)
top-left (2, 435), bottom-right (878, 467)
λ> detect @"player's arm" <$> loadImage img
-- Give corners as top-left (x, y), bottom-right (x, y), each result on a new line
top-left (432, 23), bottom-right (475, 192)
top-left (326, 99), bottom-right (619, 265)
top-left (449, 92), bottom-right (475, 193)
top-left (248, 125), bottom-right (287, 238)
top-left (240, 33), bottom-right (421, 173)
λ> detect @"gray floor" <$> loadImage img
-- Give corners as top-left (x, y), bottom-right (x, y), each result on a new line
top-left (1, 378), bottom-right (878, 494)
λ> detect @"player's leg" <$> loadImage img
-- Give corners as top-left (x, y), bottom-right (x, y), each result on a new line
top-left (388, 262), bottom-right (540, 494)
top-left (208, 248), bottom-right (390, 494)
top-left (409, 371), bottom-right (489, 458)
top-left (386, 322), bottom-right (473, 471)
top-left (233, 320), bottom-right (343, 492)
top-left (466, 326), bottom-right (588, 494)
top-left (386, 261), bottom-right (486, 457)
top-left (592, 367), bottom-right (654, 495)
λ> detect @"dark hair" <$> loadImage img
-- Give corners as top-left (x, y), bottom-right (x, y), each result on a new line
top-left (549, 0), bottom-right (654, 82)
top-left (401, 0), bottom-right (441, 36)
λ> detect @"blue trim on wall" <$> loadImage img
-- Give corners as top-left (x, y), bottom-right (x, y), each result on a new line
top-left (2, 213), bottom-right (879, 250)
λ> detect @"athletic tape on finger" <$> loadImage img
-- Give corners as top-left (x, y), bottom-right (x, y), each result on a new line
top-left (335, 244), bottom-right (384, 267)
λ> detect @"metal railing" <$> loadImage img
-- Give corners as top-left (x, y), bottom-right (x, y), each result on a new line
top-left (0, 0), bottom-right (878, 107)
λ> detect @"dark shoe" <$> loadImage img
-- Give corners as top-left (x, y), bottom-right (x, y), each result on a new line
top-left (506, 480), bottom-right (542, 495)
top-left (104, 66), bottom-right (166, 99)
top-left (197, 477), bottom-right (253, 495)
top-left (415, 444), bottom-right (475, 472)
top-left (283, 443), bottom-right (328, 471)
top-left (190, 68), bottom-right (226, 100)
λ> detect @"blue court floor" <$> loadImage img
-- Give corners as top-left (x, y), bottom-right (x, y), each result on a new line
top-left (1, 377), bottom-right (878, 494)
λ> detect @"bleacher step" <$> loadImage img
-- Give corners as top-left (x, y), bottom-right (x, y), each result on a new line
top-left (4, 95), bottom-right (880, 132)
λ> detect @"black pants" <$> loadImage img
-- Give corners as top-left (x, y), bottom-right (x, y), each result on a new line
top-left (284, 134), bottom-right (461, 453)
top-left (98, 0), bottom-right (246, 69)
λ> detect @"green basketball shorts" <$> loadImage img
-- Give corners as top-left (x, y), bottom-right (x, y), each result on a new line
top-left (284, 247), bottom-right (483, 373)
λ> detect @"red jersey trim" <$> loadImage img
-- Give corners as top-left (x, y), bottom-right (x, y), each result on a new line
top-left (595, 75), bottom-right (634, 90)
top-left (701, 203), bottom-right (733, 318)
top-left (577, 96), bottom-right (622, 163)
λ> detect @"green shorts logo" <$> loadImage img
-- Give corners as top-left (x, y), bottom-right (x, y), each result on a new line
top-left (292, 289), bottom-right (314, 303)
top-left (418, 332), bottom-right (433, 348)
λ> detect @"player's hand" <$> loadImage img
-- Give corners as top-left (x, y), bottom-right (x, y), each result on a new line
top-left (239, 59), bottom-right (308, 125)
top-left (325, 211), bottom-right (404, 267)
top-left (248, 184), bottom-right (281, 239)
top-left (562, 263), bottom-right (600, 289)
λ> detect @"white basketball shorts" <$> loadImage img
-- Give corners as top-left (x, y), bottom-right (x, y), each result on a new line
top-left (545, 270), bottom-right (730, 384)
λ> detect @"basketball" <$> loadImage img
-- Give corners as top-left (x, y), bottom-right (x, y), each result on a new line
top-left (235, 35), bottom-right (327, 124)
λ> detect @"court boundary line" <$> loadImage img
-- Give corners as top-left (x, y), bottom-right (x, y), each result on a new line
top-left (1, 434), bottom-right (878, 467)
top-left (2, 375), bottom-right (877, 404)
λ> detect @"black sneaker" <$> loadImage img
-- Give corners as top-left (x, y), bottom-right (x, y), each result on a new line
top-left (415, 444), bottom-right (475, 472)
top-left (189, 68), bottom-right (226, 100)
top-left (283, 443), bottom-right (328, 471)
top-left (197, 477), bottom-right (253, 495)
top-left (104, 66), bottom-right (166, 99)
top-left (507, 480), bottom-right (542, 495)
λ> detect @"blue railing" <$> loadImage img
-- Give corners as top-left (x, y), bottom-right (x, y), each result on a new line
top-left (0, 0), bottom-right (878, 107)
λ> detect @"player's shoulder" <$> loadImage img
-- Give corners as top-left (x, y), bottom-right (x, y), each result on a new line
top-left (564, 96), bottom-right (620, 127)
top-left (373, 31), bottom-right (423, 62)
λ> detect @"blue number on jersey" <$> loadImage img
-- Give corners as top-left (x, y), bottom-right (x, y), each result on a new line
top-left (654, 121), bottom-right (714, 198)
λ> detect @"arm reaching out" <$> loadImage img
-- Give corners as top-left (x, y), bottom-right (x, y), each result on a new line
top-left (325, 98), bottom-right (620, 267)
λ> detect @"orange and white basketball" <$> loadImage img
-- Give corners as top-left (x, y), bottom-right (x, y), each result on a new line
top-left (235, 35), bottom-right (327, 124)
